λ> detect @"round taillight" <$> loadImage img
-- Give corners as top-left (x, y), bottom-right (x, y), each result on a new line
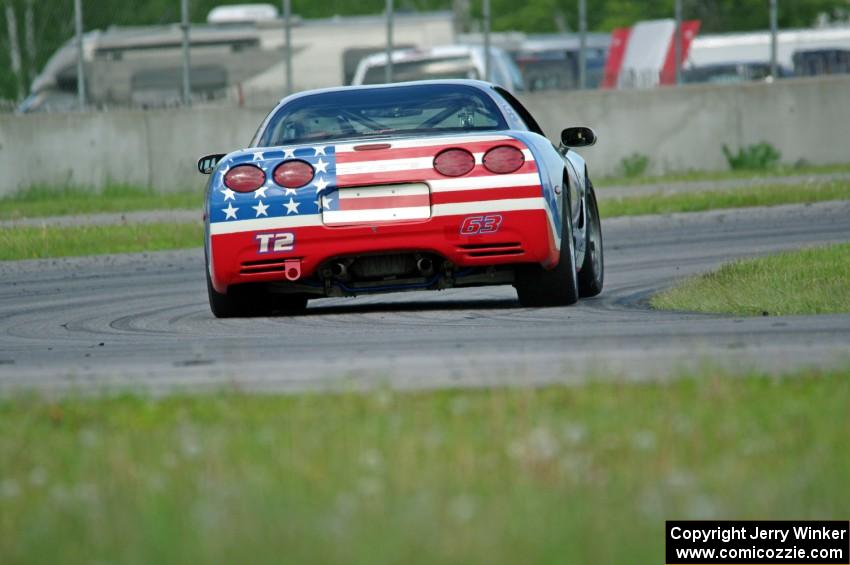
top-left (483, 145), bottom-right (525, 174)
top-left (433, 148), bottom-right (475, 177)
top-left (224, 165), bottom-right (266, 193)
top-left (273, 160), bottom-right (315, 188)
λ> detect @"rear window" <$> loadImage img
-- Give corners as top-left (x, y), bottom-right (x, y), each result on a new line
top-left (258, 84), bottom-right (507, 147)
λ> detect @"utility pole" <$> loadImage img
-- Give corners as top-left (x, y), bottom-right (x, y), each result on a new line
top-left (578, 0), bottom-right (587, 90)
top-left (452, 0), bottom-right (470, 37)
top-left (769, 0), bottom-right (779, 80)
top-left (674, 0), bottom-right (682, 85)
top-left (283, 0), bottom-right (292, 95)
top-left (24, 0), bottom-right (36, 86)
top-left (4, 2), bottom-right (23, 99)
top-left (181, 0), bottom-right (191, 106)
top-left (385, 0), bottom-right (394, 83)
top-left (482, 0), bottom-right (491, 82)
top-left (74, 0), bottom-right (85, 108)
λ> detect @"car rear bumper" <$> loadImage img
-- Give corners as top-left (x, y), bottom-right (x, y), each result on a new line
top-left (208, 200), bottom-right (559, 293)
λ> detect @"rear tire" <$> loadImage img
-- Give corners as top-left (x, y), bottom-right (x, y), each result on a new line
top-left (515, 188), bottom-right (579, 307)
top-left (206, 269), bottom-right (261, 318)
top-left (206, 269), bottom-right (308, 318)
top-left (578, 179), bottom-right (604, 298)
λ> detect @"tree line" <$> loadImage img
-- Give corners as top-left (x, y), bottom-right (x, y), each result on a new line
top-left (2, 0), bottom-right (848, 102)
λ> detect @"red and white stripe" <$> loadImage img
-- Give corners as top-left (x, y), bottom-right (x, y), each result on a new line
top-left (325, 134), bottom-right (540, 226)
top-left (209, 134), bottom-right (546, 235)
top-left (602, 19), bottom-right (701, 89)
top-left (323, 183), bottom-right (431, 225)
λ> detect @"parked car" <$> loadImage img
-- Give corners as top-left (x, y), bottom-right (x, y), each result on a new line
top-left (682, 62), bottom-right (792, 84)
top-left (793, 48), bottom-right (850, 76)
top-left (351, 46), bottom-right (525, 92)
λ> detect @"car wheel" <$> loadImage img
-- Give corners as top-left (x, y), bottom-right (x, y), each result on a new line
top-left (206, 269), bottom-right (262, 318)
top-left (578, 178), bottom-right (604, 298)
top-left (515, 186), bottom-right (579, 307)
top-left (207, 270), bottom-right (309, 318)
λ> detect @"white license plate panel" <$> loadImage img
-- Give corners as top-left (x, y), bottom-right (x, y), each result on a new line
top-left (322, 183), bottom-right (432, 226)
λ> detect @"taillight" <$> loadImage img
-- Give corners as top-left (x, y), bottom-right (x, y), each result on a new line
top-left (273, 160), bottom-right (315, 188)
top-left (224, 165), bottom-right (266, 192)
top-left (433, 148), bottom-right (475, 177)
top-left (483, 145), bottom-right (525, 174)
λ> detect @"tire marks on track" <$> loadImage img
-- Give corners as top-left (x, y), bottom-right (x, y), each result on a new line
top-left (1, 201), bottom-right (849, 393)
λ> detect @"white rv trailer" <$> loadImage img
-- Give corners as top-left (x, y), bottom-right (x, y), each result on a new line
top-left (18, 6), bottom-right (454, 112)
top-left (688, 26), bottom-right (850, 71)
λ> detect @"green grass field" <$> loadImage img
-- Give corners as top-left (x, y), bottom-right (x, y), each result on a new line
top-left (598, 180), bottom-right (850, 218)
top-left (652, 243), bottom-right (850, 316)
top-left (1, 179), bottom-right (849, 261)
top-left (0, 184), bottom-right (201, 220)
top-left (597, 162), bottom-right (850, 187)
top-left (0, 222), bottom-right (203, 261)
top-left (1, 371), bottom-right (848, 564)
top-left (4, 167), bottom-right (850, 223)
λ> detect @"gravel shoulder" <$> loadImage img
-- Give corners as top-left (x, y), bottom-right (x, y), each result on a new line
top-left (597, 172), bottom-right (850, 199)
top-left (0, 209), bottom-right (201, 228)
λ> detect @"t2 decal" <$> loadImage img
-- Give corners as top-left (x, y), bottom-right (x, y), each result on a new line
top-left (256, 232), bottom-right (295, 253)
top-left (460, 215), bottom-right (503, 235)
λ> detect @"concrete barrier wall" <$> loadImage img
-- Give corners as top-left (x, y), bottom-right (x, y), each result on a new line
top-left (525, 75), bottom-right (850, 177)
top-left (0, 108), bottom-right (268, 194)
top-left (1, 75), bottom-right (849, 196)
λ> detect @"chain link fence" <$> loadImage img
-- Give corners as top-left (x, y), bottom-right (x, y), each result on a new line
top-left (2, 0), bottom-right (850, 114)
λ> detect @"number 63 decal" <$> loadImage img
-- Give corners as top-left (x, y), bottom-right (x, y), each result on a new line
top-left (460, 215), bottom-right (502, 235)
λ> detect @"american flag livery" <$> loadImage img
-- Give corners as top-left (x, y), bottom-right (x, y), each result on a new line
top-left (202, 80), bottom-right (604, 315)
top-left (208, 134), bottom-right (559, 241)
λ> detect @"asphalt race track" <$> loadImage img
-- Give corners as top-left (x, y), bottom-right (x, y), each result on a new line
top-left (1, 201), bottom-right (849, 394)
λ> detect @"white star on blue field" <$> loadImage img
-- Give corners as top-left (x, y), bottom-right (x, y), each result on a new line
top-left (210, 145), bottom-right (338, 222)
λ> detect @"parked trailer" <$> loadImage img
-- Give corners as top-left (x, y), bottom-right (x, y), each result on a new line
top-left (18, 8), bottom-right (454, 112)
top-left (688, 26), bottom-right (850, 77)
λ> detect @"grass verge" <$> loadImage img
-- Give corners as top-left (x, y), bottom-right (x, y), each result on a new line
top-left (0, 222), bottom-right (203, 261)
top-left (0, 184), bottom-right (201, 220)
top-left (599, 180), bottom-right (850, 217)
top-left (597, 162), bottom-right (850, 188)
top-left (652, 243), bottom-right (850, 316)
top-left (2, 181), bottom-right (848, 261)
top-left (4, 175), bottom-right (850, 224)
top-left (1, 371), bottom-right (848, 564)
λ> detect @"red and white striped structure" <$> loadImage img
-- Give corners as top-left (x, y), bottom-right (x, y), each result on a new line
top-left (602, 19), bottom-right (701, 89)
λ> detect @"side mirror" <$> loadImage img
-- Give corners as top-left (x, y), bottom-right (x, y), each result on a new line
top-left (560, 127), bottom-right (597, 148)
top-left (198, 153), bottom-right (226, 174)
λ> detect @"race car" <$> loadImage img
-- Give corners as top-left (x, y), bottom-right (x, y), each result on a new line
top-left (198, 79), bottom-right (603, 317)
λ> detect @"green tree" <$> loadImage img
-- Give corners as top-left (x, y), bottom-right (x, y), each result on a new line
top-left (486, 0), bottom-right (849, 33)
top-left (2, 0), bottom-right (849, 102)
top-left (684, 0), bottom-right (849, 32)
top-left (0, 0), bottom-right (454, 102)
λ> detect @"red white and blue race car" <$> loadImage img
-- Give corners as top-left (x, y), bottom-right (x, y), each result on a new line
top-left (198, 80), bottom-right (603, 317)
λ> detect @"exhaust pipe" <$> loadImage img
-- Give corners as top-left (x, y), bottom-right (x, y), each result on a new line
top-left (330, 262), bottom-right (347, 279)
top-left (284, 259), bottom-right (302, 281)
top-left (416, 257), bottom-right (435, 276)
